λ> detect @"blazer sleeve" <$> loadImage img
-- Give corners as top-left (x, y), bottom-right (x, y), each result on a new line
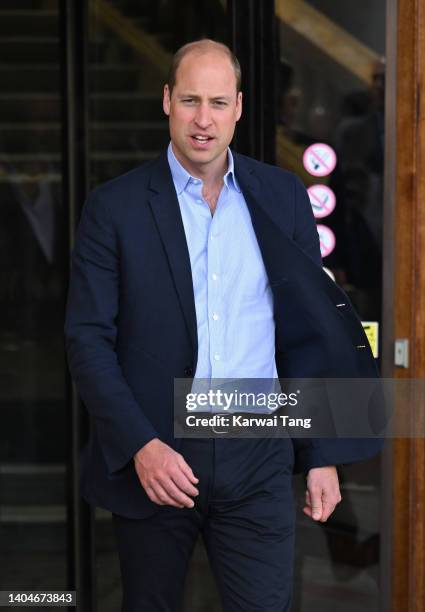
top-left (288, 175), bottom-right (383, 472)
top-left (64, 189), bottom-right (159, 475)
top-left (290, 175), bottom-right (330, 472)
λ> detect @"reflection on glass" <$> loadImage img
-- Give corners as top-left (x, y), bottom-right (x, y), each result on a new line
top-left (0, 0), bottom-right (66, 593)
top-left (276, 1), bottom-right (384, 610)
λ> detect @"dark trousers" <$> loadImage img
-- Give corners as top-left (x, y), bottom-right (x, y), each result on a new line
top-left (113, 438), bottom-right (295, 612)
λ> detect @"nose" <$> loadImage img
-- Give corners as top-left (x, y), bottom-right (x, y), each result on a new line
top-left (194, 103), bottom-right (212, 129)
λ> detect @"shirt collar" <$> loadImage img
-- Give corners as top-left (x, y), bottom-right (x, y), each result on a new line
top-left (167, 142), bottom-right (241, 195)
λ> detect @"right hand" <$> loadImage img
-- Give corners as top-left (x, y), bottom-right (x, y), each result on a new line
top-left (133, 438), bottom-right (199, 508)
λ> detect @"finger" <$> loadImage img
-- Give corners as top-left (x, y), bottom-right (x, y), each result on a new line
top-left (171, 470), bottom-right (199, 497)
top-left (303, 506), bottom-right (313, 518)
top-left (305, 489), bottom-right (311, 506)
top-left (303, 489), bottom-right (312, 517)
top-left (162, 477), bottom-right (197, 508)
top-left (177, 456), bottom-right (199, 483)
top-left (145, 486), bottom-right (165, 506)
top-left (320, 505), bottom-right (334, 522)
top-left (303, 494), bottom-right (314, 517)
top-left (320, 499), bottom-right (337, 522)
top-left (150, 481), bottom-right (187, 508)
top-left (320, 509), bottom-right (334, 522)
top-left (308, 487), bottom-right (323, 520)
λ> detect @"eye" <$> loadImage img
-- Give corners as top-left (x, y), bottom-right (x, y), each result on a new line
top-left (181, 98), bottom-right (196, 104)
top-left (212, 100), bottom-right (227, 107)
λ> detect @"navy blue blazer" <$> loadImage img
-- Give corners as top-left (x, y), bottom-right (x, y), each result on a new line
top-left (65, 150), bottom-right (381, 518)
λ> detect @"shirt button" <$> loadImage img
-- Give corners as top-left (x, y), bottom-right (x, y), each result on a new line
top-left (212, 313), bottom-right (219, 321)
top-left (214, 353), bottom-right (220, 361)
top-left (212, 273), bottom-right (218, 281)
top-left (196, 199), bottom-right (203, 204)
top-left (184, 366), bottom-right (193, 376)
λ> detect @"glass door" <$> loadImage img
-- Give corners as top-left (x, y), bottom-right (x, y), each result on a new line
top-left (84, 1), bottom-right (387, 609)
top-left (276, 1), bottom-right (385, 609)
top-left (0, 0), bottom-right (68, 596)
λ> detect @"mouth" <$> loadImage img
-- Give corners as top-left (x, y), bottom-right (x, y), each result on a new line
top-left (189, 134), bottom-right (215, 148)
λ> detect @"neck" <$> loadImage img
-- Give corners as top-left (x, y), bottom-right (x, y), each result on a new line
top-left (171, 144), bottom-right (228, 189)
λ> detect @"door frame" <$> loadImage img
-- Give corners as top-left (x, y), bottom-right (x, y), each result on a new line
top-left (385, 0), bottom-right (425, 609)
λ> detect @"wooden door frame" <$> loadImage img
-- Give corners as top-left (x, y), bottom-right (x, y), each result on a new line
top-left (382, 0), bottom-right (425, 609)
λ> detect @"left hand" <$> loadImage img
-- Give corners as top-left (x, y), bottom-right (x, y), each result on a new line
top-left (303, 465), bottom-right (342, 522)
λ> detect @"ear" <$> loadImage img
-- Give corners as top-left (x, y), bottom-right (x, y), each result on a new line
top-left (163, 84), bottom-right (171, 116)
top-left (236, 91), bottom-right (243, 122)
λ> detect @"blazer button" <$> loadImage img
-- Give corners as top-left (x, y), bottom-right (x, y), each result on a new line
top-left (184, 366), bottom-right (193, 377)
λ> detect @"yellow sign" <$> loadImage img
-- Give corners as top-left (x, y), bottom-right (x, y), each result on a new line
top-left (361, 321), bottom-right (379, 358)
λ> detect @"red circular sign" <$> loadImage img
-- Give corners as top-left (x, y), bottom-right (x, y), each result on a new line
top-left (303, 143), bottom-right (337, 177)
top-left (307, 185), bottom-right (336, 219)
top-left (317, 224), bottom-right (336, 258)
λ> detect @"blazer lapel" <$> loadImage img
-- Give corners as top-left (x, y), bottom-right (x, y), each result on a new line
top-left (147, 152), bottom-right (198, 360)
top-left (234, 153), bottom-right (321, 286)
top-left (234, 155), bottom-right (293, 284)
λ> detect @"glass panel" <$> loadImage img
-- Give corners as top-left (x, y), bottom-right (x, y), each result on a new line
top-left (0, 0), bottom-right (67, 594)
top-left (276, 0), bottom-right (385, 609)
top-left (88, 2), bottom-right (227, 609)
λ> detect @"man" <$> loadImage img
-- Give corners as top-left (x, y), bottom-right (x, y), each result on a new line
top-left (65, 40), bottom-right (380, 611)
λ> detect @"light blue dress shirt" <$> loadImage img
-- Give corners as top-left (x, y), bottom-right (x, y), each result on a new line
top-left (167, 143), bottom-right (278, 382)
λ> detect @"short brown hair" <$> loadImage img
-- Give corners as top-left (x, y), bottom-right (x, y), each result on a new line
top-left (167, 39), bottom-right (242, 95)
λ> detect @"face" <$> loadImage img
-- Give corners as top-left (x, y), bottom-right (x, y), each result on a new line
top-left (163, 50), bottom-right (242, 177)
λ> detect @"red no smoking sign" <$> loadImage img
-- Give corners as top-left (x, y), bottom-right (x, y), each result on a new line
top-left (307, 184), bottom-right (336, 219)
top-left (317, 224), bottom-right (336, 258)
top-left (303, 143), bottom-right (337, 177)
